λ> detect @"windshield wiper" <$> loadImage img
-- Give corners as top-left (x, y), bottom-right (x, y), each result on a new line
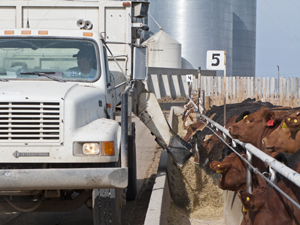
top-left (20, 72), bottom-right (65, 82)
top-left (0, 78), bottom-right (8, 82)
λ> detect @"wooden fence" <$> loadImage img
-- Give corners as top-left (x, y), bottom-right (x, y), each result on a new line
top-left (200, 76), bottom-right (300, 108)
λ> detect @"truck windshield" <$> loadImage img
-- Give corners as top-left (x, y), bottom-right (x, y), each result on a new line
top-left (0, 38), bottom-right (99, 82)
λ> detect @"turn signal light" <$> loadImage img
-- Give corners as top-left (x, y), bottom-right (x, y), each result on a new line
top-left (101, 141), bottom-right (115, 156)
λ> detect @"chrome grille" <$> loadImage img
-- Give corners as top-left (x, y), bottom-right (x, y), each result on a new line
top-left (0, 102), bottom-right (61, 141)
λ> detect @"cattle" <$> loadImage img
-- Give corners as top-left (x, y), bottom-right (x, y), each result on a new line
top-left (210, 149), bottom-right (291, 192)
top-left (263, 111), bottom-right (300, 154)
top-left (238, 149), bottom-right (300, 225)
top-left (185, 114), bottom-right (241, 164)
top-left (210, 151), bottom-right (267, 192)
top-left (228, 107), bottom-right (285, 150)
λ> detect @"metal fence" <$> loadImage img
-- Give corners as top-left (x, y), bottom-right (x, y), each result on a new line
top-left (199, 113), bottom-right (300, 210)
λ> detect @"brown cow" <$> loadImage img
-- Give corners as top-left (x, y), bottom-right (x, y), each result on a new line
top-left (228, 107), bottom-right (284, 150)
top-left (263, 112), bottom-right (300, 154)
top-left (210, 149), bottom-right (290, 192)
top-left (238, 161), bottom-right (300, 225)
top-left (210, 152), bottom-right (267, 192)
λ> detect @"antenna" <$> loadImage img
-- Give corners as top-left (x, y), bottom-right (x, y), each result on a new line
top-left (148, 13), bottom-right (163, 30)
top-left (26, 0), bottom-right (30, 28)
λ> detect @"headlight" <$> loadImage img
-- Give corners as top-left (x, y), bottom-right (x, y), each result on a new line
top-left (83, 143), bottom-right (100, 155)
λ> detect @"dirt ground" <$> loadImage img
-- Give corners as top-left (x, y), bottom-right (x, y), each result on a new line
top-left (158, 96), bottom-right (188, 103)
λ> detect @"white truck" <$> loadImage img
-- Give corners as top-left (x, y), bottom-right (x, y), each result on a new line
top-left (0, 1), bottom-right (192, 224)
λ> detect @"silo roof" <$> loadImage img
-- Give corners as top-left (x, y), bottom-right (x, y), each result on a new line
top-left (143, 30), bottom-right (180, 45)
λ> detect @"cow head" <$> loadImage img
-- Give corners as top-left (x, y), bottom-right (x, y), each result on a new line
top-left (228, 108), bottom-right (275, 146)
top-left (262, 112), bottom-right (300, 154)
top-left (210, 152), bottom-right (247, 191)
top-left (239, 190), bottom-right (265, 212)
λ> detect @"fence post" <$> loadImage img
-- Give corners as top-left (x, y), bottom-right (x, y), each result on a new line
top-left (271, 77), bottom-right (275, 106)
top-left (218, 76), bottom-right (222, 106)
top-left (266, 77), bottom-right (270, 102)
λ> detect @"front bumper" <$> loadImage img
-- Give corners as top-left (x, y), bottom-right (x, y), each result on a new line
top-left (0, 168), bottom-right (128, 190)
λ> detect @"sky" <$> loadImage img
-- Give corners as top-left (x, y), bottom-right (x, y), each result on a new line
top-left (256, 0), bottom-right (300, 78)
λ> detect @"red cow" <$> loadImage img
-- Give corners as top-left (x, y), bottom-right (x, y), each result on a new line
top-left (210, 149), bottom-right (289, 193)
top-left (238, 159), bottom-right (300, 225)
top-left (210, 152), bottom-right (267, 192)
top-left (228, 107), bottom-right (287, 150)
top-left (263, 112), bottom-right (300, 154)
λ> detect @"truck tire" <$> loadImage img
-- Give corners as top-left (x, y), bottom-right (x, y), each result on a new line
top-left (92, 188), bottom-right (122, 225)
top-left (126, 122), bottom-right (137, 201)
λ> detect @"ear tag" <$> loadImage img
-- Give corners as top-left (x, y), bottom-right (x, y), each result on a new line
top-left (288, 118), bottom-right (291, 121)
top-left (267, 119), bottom-right (274, 126)
top-left (243, 115), bottom-right (248, 119)
top-left (218, 165), bottom-right (220, 167)
top-left (242, 206), bottom-right (249, 212)
top-left (295, 119), bottom-right (298, 123)
top-left (216, 171), bottom-right (222, 173)
top-left (282, 122), bottom-right (289, 129)
top-left (247, 197), bottom-right (250, 201)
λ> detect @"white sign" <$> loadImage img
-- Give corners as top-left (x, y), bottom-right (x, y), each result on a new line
top-left (206, 50), bottom-right (226, 70)
top-left (186, 74), bottom-right (193, 83)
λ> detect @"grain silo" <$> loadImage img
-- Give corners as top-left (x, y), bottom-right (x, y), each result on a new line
top-left (142, 30), bottom-right (181, 69)
top-left (147, 0), bottom-right (256, 77)
top-left (232, 0), bottom-right (256, 77)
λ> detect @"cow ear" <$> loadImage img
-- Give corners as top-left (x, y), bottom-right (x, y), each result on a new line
top-left (210, 161), bottom-right (232, 172)
top-left (285, 117), bottom-right (300, 139)
top-left (239, 191), bottom-right (265, 212)
top-left (236, 111), bottom-right (251, 123)
top-left (264, 111), bottom-right (275, 127)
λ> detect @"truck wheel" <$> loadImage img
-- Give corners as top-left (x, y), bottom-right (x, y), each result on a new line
top-left (92, 188), bottom-right (122, 225)
top-left (126, 122), bottom-right (137, 201)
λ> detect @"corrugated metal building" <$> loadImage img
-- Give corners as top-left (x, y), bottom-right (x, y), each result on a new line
top-left (146, 0), bottom-right (256, 77)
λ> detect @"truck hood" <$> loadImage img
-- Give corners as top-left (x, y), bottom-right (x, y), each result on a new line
top-left (0, 81), bottom-right (77, 101)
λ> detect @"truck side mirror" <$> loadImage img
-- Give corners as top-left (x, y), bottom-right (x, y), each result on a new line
top-left (133, 46), bottom-right (146, 80)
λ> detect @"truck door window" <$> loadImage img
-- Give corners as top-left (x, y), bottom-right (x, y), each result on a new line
top-left (0, 38), bottom-right (100, 82)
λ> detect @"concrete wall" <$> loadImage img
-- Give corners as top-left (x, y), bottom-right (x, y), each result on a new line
top-left (146, 67), bottom-right (216, 99)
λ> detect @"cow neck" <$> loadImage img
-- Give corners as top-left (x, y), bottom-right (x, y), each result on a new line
top-left (254, 123), bottom-right (281, 150)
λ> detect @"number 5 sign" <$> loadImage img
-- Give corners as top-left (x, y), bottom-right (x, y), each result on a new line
top-left (206, 50), bottom-right (227, 126)
top-left (206, 50), bottom-right (226, 70)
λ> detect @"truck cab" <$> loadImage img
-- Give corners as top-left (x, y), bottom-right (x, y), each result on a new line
top-left (0, 27), bottom-right (128, 224)
top-left (0, 1), bottom-right (192, 224)
top-left (0, 1), bottom-right (149, 224)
